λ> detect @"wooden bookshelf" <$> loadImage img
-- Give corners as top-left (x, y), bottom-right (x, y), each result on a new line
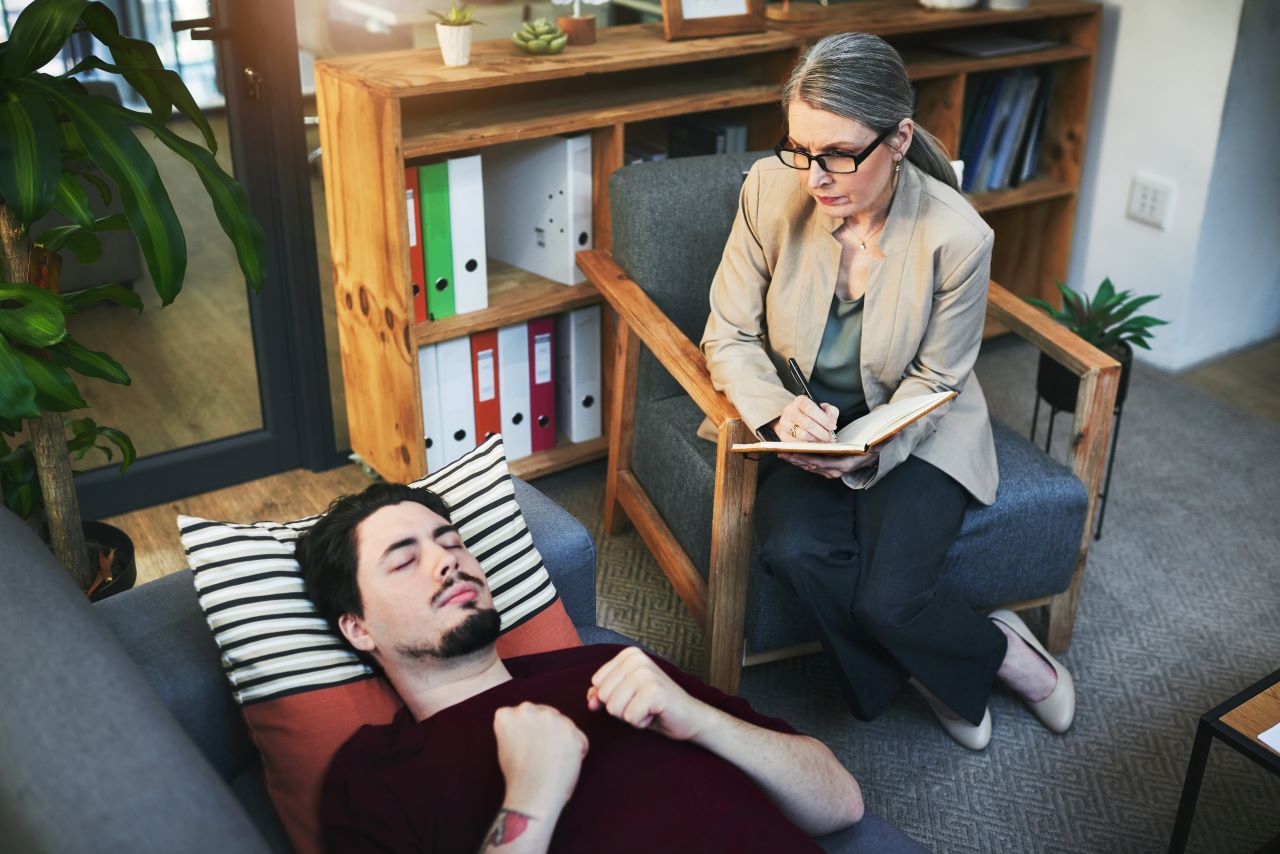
top-left (316, 0), bottom-right (1100, 484)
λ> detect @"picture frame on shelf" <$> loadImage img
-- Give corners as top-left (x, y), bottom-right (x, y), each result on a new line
top-left (660, 0), bottom-right (765, 41)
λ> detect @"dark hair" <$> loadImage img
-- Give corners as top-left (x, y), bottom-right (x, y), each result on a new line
top-left (297, 483), bottom-right (452, 633)
top-left (782, 32), bottom-right (959, 191)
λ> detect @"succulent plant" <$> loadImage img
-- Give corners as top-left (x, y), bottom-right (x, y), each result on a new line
top-left (430, 0), bottom-right (483, 26)
top-left (511, 18), bottom-right (569, 54)
top-left (1027, 279), bottom-right (1167, 352)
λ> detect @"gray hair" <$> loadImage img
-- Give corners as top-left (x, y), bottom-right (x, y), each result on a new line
top-left (782, 32), bottom-right (959, 191)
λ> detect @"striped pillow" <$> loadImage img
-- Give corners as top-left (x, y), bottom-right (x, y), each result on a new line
top-left (178, 435), bottom-right (580, 853)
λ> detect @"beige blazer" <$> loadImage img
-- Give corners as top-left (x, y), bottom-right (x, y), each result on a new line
top-left (700, 156), bottom-right (999, 505)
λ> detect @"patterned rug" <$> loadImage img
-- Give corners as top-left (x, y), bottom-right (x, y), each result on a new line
top-left (533, 337), bottom-right (1280, 853)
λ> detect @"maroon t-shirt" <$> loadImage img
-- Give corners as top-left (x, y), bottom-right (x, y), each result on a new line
top-left (320, 644), bottom-right (822, 853)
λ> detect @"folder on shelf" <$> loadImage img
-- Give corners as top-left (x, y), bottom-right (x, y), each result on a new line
top-left (497, 323), bottom-right (533, 461)
top-left (527, 315), bottom-right (557, 452)
top-left (448, 155), bottom-right (489, 315)
top-left (436, 336), bottom-right (476, 460)
top-left (418, 161), bottom-right (455, 320)
top-left (1015, 69), bottom-right (1055, 186)
top-left (483, 135), bottom-right (592, 286)
top-left (992, 72), bottom-right (1041, 191)
top-left (471, 329), bottom-right (502, 444)
top-left (417, 343), bottom-right (446, 473)
top-left (405, 167), bottom-right (427, 324)
top-left (555, 305), bottom-right (602, 443)
top-left (973, 73), bottom-right (1021, 192)
top-left (961, 74), bottom-right (1004, 193)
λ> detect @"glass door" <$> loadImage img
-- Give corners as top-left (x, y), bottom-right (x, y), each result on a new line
top-left (3, 0), bottom-right (340, 518)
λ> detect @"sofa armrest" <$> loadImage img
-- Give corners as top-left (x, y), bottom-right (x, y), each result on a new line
top-left (513, 477), bottom-right (597, 628)
top-left (578, 248), bottom-right (741, 429)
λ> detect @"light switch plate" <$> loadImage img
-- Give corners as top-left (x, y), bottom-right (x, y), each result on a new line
top-left (1127, 172), bottom-right (1175, 229)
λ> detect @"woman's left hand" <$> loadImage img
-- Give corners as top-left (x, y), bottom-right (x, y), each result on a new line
top-left (779, 438), bottom-right (891, 480)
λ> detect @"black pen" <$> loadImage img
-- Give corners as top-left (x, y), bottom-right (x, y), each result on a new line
top-left (787, 357), bottom-right (836, 442)
top-left (788, 357), bottom-right (814, 400)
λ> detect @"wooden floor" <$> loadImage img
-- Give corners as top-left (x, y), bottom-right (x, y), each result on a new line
top-left (1180, 338), bottom-right (1280, 425)
top-left (105, 336), bottom-right (1279, 587)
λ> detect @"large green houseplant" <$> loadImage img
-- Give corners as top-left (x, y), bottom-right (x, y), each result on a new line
top-left (0, 0), bottom-right (265, 590)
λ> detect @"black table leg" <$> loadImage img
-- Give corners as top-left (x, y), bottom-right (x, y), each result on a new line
top-left (1170, 721), bottom-right (1215, 853)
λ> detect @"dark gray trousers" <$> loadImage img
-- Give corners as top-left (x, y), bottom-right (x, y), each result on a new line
top-left (754, 455), bottom-right (1006, 726)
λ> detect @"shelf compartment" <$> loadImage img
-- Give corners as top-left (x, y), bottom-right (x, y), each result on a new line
top-left (509, 436), bottom-right (609, 481)
top-left (402, 74), bottom-right (782, 159)
top-left (903, 44), bottom-right (1093, 81)
top-left (416, 261), bottom-right (600, 346)
top-left (970, 178), bottom-right (1074, 214)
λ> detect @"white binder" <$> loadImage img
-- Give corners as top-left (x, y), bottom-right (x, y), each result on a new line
top-left (554, 305), bottom-right (602, 442)
top-left (483, 135), bottom-right (592, 285)
top-left (436, 336), bottom-right (477, 461)
top-left (448, 154), bottom-right (489, 314)
top-left (497, 323), bottom-right (533, 461)
top-left (417, 344), bottom-right (446, 473)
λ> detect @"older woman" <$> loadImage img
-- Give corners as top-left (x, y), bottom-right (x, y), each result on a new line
top-left (700, 32), bottom-right (1074, 750)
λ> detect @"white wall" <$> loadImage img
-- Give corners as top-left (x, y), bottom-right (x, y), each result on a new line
top-left (1066, 0), bottom-right (1278, 372)
top-left (1183, 0), bottom-right (1280, 367)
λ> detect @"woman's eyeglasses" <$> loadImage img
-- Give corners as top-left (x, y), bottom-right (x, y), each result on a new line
top-left (774, 126), bottom-right (896, 174)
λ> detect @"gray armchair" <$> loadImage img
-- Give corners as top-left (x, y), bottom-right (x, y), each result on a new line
top-left (578, 152), bottom-right (1120, 693)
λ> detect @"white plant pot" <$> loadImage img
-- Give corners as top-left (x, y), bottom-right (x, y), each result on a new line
top-left (986, 0), bottom-right (1029, 8)
top-left (917, 0), bottom-right (979, 9)
top-left (436, 23), bottom-right (473, 67)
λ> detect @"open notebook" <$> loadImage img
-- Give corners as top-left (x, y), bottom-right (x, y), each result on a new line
top-left (731, 391), bottom-right (956, 455)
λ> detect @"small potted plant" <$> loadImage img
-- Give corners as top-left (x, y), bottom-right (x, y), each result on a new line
top-left (1027, 279), bottom-right (1167, 412)
top-left (431, 0), bottom-right (483, 67)
top-left (550, 0), bottom-right (608, 45)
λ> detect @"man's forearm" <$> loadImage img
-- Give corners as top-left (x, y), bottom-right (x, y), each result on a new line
top-left (478, 803), bottom-right (560, 854)
top-left (691, 703), bottom-right (863, 835)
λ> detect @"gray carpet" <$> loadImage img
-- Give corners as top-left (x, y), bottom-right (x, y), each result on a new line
top-left (533, 336), bottom-right (1280, 853)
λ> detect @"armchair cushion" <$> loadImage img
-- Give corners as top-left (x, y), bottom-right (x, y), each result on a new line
top-left (632, 392), bottom-right (1086, 653)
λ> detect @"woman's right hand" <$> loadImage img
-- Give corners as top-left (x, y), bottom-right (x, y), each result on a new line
top-left (771, 395), bottom-right (839, 443)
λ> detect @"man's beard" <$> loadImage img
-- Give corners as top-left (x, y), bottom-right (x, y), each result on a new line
top-left (396, 605), bottom-right (502, 660)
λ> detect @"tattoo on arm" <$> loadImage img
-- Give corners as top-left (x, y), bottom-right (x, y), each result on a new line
top-left (484, 809), bottom-right (533, 848)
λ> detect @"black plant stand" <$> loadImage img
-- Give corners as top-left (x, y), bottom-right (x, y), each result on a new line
top-left (1030, 395), bottom-right (1125, 540)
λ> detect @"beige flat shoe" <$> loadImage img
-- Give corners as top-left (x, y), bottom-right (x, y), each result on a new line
top-left (989, 608), bottom-right (1076, 734)
top-left (909, 677), bottom-right (992, 751)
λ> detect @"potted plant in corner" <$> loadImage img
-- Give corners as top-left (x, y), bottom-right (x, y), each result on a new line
top-left (0, 0), bottom-right (265, 597)
top-left (431, 0), bottom-right (483, 67)
top-left (1027, 278), bottom-right (1167, 413)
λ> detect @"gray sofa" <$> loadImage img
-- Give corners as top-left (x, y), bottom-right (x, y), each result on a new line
top-left (0, 479), bottom-right (926, 853)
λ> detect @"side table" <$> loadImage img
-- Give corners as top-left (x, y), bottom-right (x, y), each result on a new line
top-left (1170, 668), bottom-right (1280, 853)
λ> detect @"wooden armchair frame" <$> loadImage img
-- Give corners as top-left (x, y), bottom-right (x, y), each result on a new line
top-left (577, 248), bottom-right (1120, 694)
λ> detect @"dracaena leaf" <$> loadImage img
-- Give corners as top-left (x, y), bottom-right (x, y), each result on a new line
top-left (0, 334), bottom-right (40, 420)
top-left (45, 335), bottom-right (129, 385)
top-left (34, 223), bottom-right (103, 263)
top-left (0, 85), bottom-right (61, 223)
top-left (94, 423), bottom-right (135, 472)
top-left (1093, 277), bottom-right (1115, 308)
top-left (53, 171), bottom-right (95, 229)
top-left (0, 282), bottom-right (68, 346)
top-left (1, 0), bottom-right (90, 81)
top-left (120, 105), bottom-right (265, 291)
top-left (14, 350), bottom-right (86, 411)
top-left (23, 75), bottom-right (188, 304)
top-left (61, 282), bottom-right (142, 314)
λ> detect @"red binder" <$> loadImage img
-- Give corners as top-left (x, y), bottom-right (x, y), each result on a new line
top-left (404, 166), bottom-right (427, 324)
top-left (527, 316), bottom-right (556, 452)
top-left (471, 329), bottom-right (502, 444)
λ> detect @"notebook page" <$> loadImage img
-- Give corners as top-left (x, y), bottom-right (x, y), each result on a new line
top-left (836, 392), bottom-right (953, 448)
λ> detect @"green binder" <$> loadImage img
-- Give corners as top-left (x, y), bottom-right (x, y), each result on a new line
top-left (418, 162), bottom-right (455, 320)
